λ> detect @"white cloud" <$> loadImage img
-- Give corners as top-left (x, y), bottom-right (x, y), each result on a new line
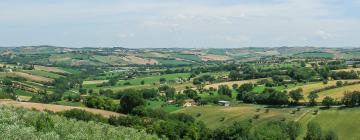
top-left (0, 0), bottom-right (360, 47)
top-left (314, 30), bottom-right (334, 40)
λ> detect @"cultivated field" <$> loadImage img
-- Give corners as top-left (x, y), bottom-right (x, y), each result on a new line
top-left (288, 80), bottom-right (360, 101)
top-left (83, 80), bottom-right (109, 85)
top-left (34, 65), bottom-right (69, 74)
top-left (199, 54), bottom-right (230, 61)
top-left (2, 72), bottom-right (53, 83)
top-left (122, 55), bottom-right (158, 65)
top-left (317, 84), bottom-right (360, 101)
top-left (22, 70), bottom-right (63, 79)
top-left (204, 78), bottom-right (265, 89)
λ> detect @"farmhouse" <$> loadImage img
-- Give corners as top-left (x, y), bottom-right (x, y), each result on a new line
top-left (183, 99), bottom-right (196, 107)
top-left (167, 100), bottom-right (175, 104)
top-left (218, 100), bottom-right (230, 107)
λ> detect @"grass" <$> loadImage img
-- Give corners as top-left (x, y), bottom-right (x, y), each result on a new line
top-left (199, 71), bottom-right (229, 78)
top-left (22, 70), bottom-right (63, 79)
top-left (117, 73), bottom-right (190, 86)
top-left (83, 80), bottom-right (108, 85)
top-left (287, 80), bottom-right (360, 102)
top-left (15, 89), bottom-right (34, 97)
top-left (157, 59), bottom-right (192, 65)
top-left (253, 63), bottom-right (298, 70)
top-left (0, 100), bottom-right (122, 118)
top-left (207, 48), bottom-right (227, 55)
top-left (299, 108), bottom-right (360, 140)
top-left (83, 73), bottom-right (190, 89)
top-left (146, 100), bottom-right (180, 112)
top-left (317, 83), bottom-right (360, 101)
top-left (204, 78), bottom-right (266, 89)
top-left (2, 72), bottom-right (53, 83)
top-left (175, 104), bottom-right (311, 129)
top-left (55, 100), bottom-right (84, 107)
top-left (341, 51), bottom-right (360, 59)
top-left (93, 55), bottom-right (127, 65)
top-left (60, 67), bottom-right (81, 74)
top-left (252, 84), bottom-right (297, 93)
top-left (333, 67), bottom-right (360, 72)
top-left (174, 54), bottom-right (202, 62)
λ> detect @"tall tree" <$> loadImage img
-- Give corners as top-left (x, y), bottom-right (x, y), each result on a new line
top-left (308, 92), bottom-right (319, 106)
top-left (289, 88), bottom-right (304, 105)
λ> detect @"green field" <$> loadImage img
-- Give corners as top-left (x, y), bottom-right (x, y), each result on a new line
top-left (146, 100), bottom-right (180, 112)
top-left (299, 108), bottom-right (360, 140)
top-left (55, 100), bottom-right (84, 107)
top-left (83, 73), bottom-right (190, 90)
top-left (22, 70), bottom-right (63, 79)
top-left (174, 54), bottom-right (202, 62)
top-left (341, 51), bottom-right (360, 59)
top-left (93, 55), bottom-right (127, 65)
top-left (252, 84), bottom-right (297, 93)
top-left (118, 73), bottom-right (190, 86)
top-left (317, 83), bottom-right (360, 101)
top-left (207, 49), bottom-right (227, 55)
top-left (157, 59), bottom-right (192, 65)
top-left (176, 104), bottom-right (311, 129)
top-left (59, 67), bottom-right (81, 74)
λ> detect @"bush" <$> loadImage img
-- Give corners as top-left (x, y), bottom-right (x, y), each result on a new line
top-left (83, 95), bottom-right (117, 111)
top-left (59, 109), bottom-right (107, 123)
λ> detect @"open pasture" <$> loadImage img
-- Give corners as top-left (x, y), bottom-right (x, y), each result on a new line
top-left (299, 108), bottom-right (360, 140)
top-left (204, 78), bottom-right (265, 89)
top-left (22, 70), bottom-right (63, 79)
top-left (175, 104), bottom-right (311, 129)
top-left (34, 65), bottom-right (69, 74)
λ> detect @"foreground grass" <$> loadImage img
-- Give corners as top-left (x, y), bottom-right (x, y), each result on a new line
top-left (299, 108), bottom-right (360, 140)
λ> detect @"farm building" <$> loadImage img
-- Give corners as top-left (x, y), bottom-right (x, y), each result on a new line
top-left (167, 100), bottom-right (175, 104)
top-left (183, 99), bottom-right (196, 107)
top-left (218, 101), bottom-right (230, 107)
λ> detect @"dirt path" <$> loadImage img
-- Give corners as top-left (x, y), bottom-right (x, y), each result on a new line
top-left (0, 100), bottom-right (122, 118)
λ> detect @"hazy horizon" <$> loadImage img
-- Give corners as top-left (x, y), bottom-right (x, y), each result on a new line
top-left (1, 0), bottom-right (360, 48)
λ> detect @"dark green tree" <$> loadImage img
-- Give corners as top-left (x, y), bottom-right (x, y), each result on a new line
top-left (289, 88), bottom-right (304, 105)
top-left (120, 93), bottom-right (145, 114)
top-left (218, 85), bottom-right (232, 97)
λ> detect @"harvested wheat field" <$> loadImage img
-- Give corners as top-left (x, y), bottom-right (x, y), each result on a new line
top-left (34, 65), bottom-right (69, 74)
top-left (83, 80), bottom-right (109, 85)
top-left (288, 79), bottom-right (360, 101)
top-left (123, 55), bottom-right (158, 65)
top-left (204, 78), bottom-right (266, 89)
top-left (200, 54), bottom-right (230, 61)
top-left (4, 72), bottom-right (53, 83)
top-left (0, 100), bottom-right (122, 117)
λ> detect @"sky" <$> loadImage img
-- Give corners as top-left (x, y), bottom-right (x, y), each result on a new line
top-left (1, 0), bottom-right (360, 48)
